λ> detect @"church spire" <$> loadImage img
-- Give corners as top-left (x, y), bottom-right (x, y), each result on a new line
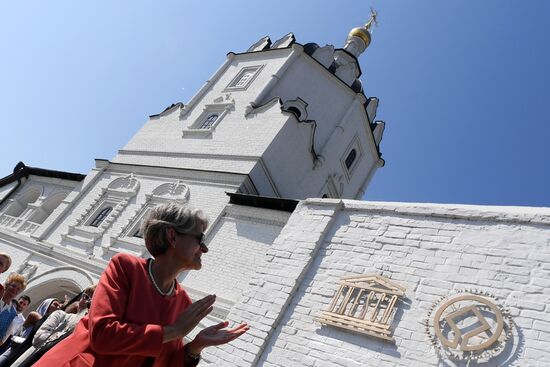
top-left (343, 8), bottom-right (378, 58)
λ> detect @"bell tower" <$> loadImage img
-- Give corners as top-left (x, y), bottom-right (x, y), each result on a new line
top-left (113, 13), bottom-right (385, 200)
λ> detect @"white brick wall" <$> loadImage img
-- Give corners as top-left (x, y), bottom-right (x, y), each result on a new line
top-left (206, 200), bottom-right (550, 367)
top-left (182, 209), bottom-right (286, 302)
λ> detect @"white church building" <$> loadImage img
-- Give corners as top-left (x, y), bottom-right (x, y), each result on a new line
top-left (1, 19), bottom-right (549, 366)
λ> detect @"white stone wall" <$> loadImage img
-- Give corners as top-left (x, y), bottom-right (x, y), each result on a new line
top-left (208, 200), bottom-right (550, 367)
top-left (45, 166), bottom-right (242, 262)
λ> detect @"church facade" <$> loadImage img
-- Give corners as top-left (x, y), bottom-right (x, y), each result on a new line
top-left (0, 21), bottom-right (549, 366)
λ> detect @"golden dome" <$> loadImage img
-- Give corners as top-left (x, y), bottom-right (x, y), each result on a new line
top-left (348, 27), bottom-right (371, 48)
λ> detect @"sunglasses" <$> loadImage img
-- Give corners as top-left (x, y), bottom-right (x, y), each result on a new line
top-left (175, 231), bottom-right (208, 251)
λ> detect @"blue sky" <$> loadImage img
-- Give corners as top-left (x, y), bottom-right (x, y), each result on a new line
top-left (1, 1), bottom-right (549, 207)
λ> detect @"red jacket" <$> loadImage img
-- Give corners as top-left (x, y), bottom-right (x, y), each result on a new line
top-left (34, 253), bottom-right (193, 367)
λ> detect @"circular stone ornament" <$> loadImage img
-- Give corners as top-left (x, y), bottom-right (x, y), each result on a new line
top-left (424, 290), bottom-right (514, 363)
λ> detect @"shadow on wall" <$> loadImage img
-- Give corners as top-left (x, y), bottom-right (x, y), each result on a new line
top-left (435, 322), bottom-right (524, 367)
top-left (315, 297), bottom-right (412, 358)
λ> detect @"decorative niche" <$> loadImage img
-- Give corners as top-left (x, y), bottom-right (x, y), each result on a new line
top-left (315, 274), bottom-right (406, 342)
top-left (61, 174), bottom-right (140, 254)
top-left (182, 97), bottom-right (235, 138)
top-left (105, 180), bottom-right (190, 257)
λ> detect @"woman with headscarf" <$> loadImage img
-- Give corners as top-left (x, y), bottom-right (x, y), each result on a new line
top-left (35, 202), bottom-right (248, 367)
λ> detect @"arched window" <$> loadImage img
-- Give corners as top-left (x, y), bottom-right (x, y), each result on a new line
top-left (345, 149), bottom-right (357, 170)
top-left (90, 207), bottom-right (112, 227)
top-left (200, 114), bottom-right (219, 129)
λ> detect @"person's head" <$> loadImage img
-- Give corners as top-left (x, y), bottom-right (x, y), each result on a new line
top-left (47, 299), bottom-right (61, 314)
top-left (36, 298), bottom-right (61, 317)
top-left (77, 284), bottom-right (97, 312)
top-left (16, 295), bottom-right (31, 313)
top-left (140, 202), bottom-right (209, 268)
top-left (22, 311), bottom-right (41, 328)
top-left (3, 273), bottom-right (26, 302)
top-left (0, 253), bottom-right (12, 274)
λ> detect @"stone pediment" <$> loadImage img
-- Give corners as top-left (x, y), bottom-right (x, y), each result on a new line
top-left (339, 274), bottom-right (406, 296)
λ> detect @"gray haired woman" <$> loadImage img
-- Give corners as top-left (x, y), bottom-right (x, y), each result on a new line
top-left (36, 202), bottom-right (248, 367)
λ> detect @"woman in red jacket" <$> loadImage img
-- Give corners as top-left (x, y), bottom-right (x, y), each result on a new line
top-left (35, 202), bottom-right (248, 367)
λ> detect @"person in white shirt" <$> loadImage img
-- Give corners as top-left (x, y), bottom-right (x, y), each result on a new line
top-left (4, 296), bottom-right (31, 344)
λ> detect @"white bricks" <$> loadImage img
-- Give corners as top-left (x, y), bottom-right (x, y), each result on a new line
top-left (225, 200), bottom-right (550, 367)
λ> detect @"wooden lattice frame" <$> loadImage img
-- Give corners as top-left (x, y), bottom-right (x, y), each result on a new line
top-left (315, 274), bottom-right (406, 341)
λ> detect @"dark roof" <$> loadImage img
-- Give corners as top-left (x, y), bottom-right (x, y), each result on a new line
top-left (227, 192), bottom-right (298, 213)
top-left (0, 162), bottom-right (85, 188)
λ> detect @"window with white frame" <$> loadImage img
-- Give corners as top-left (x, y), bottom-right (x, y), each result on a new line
top-left (199, 113), bottom-right (219, 129)
top-left (225, 65), bottom-right (263, 90)
top-left (106, 181), bottom-right (190, 256)
top-left (183, 99), bottom-right (235, 137)
top-left (61, 174), bottom-right (140, 251)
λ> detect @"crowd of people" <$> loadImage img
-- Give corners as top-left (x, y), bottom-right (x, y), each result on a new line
top-left (0, 258), bottom-right (97, 367)
top-left (0, 202), bottom-right (248, 366)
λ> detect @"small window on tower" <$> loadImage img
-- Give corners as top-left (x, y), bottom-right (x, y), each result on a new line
top-left (345, 149), bottom-right (357, 170)
top-left (226, 65), bottom-right (263, 90)
top-left (340, 136), bottom-right (363, 180)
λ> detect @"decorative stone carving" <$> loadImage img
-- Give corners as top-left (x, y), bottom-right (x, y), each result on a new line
top-left (17, 260), bottom-right (39, 280)
top-left (424, 290), bottom-right (514, 363)
top-left (315, 274), bottom-right (406, 341)
top-left (149, 181), bottom-right (190, 202)
top-left (281, 98), bottom-right (309, 121)
top-left (107, 173), bottom-right (140, 195)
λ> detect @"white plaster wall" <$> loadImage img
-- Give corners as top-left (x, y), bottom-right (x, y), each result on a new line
top-left (269, 53), bottom-right (356, 147)
top-left (260, 53), bottom-right (379, 200)
top-left (262, 103), bottom-right (379, 200)
top-left (113, 49), bottom-right (292, 173)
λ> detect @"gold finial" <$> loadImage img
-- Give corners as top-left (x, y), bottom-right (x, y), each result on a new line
top-left (346, 8), bottom-right (379, 52)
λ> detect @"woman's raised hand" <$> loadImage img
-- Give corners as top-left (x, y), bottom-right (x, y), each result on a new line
top-left (186, 321), bottom-right (249, 355)
top-left (163, 294), bottom-right (216, 343)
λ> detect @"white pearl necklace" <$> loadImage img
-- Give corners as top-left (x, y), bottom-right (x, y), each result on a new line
top-left (148, 259), bottom-right (175, 296)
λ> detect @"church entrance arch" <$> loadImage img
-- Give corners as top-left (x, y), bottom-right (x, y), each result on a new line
top-left (23, 266), bottom-right (95, 313)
